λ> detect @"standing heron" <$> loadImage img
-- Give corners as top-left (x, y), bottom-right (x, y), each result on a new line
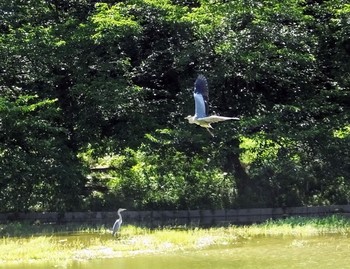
top-left (185, 74), bottom-right (239, 136)
top-left (112, 208), bottom-right (127, 236)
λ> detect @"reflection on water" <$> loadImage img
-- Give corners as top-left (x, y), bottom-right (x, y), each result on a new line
top-left (2, 235), bottom-right (350, 269)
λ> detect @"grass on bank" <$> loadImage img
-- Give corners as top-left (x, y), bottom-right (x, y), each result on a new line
top-left (1, 215), bottom-right (350, 265)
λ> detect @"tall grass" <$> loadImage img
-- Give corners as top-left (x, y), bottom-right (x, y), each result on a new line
top-left (257, 215), bottom-right (350, 235)
top-left (1, 215), bottom-right (349, 237)
top-left (0, 222), bottom-right (110, 237)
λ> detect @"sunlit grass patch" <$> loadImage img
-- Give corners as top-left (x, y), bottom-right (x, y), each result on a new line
top-left (0, 236), bottom-right (71, 264)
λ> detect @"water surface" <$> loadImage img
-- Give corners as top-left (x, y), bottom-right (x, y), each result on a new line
top-left (2, 235), bottom-right (350, 269)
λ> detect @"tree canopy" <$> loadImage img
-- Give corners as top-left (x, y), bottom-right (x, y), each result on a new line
top-left (0, 0), bottom-right (349, 212)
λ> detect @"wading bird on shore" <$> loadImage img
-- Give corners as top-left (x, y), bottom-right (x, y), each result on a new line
top-left (112, 208), bottom-right (126, 236)
top-left (185, 75), bottom-right (239, 136)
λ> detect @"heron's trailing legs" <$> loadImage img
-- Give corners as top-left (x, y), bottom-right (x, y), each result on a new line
top-left (206, 128), bottom-right (214, 137)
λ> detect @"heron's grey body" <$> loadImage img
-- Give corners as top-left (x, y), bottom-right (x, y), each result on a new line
top-left (112, 208), bottom-right (126, 236)
top-left (185, 75), bottom-right (239, 136)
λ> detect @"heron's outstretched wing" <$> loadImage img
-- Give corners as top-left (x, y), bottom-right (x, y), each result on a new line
top-left (194, 75), bottom-right (208, 97)
top-left (200, 115), bottom-right (240, 123)
top-left (194, 75), bottom-right (209, 118)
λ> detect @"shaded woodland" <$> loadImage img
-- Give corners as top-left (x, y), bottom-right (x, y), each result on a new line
top-left (0, 0), bottom-right (349, 212)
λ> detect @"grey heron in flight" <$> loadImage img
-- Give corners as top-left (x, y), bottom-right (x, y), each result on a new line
top-left (112, 208), bottom-right (126, 236)
top-left (185, 75), bottom-right (239, 136)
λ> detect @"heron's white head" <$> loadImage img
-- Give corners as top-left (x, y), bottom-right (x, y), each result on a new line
top-left (117, 208), bottom-right (127, 213)
top-left (185, 115), bottom-right (196, 124)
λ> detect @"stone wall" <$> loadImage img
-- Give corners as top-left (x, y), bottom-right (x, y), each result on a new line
top-left (1, 205), bottom-right (349, 227)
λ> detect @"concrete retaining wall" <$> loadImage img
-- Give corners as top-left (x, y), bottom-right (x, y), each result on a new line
top-left (1, 205), bottom-right (350, 227)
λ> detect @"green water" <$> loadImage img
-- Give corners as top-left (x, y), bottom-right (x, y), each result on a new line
top-left (2, 235), bottom-right (350, 269)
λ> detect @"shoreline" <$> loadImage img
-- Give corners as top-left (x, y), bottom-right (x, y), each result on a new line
top-left (1, 216), bottom-right (350, 266)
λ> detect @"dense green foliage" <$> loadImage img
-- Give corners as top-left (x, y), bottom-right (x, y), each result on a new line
top-left (0, 0), bottom-right (349, 212)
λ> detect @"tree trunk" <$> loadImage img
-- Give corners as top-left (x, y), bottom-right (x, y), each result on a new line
top-left (223, 138), bottom-right (251, 201)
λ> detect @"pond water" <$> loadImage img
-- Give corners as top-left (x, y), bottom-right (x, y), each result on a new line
top-left (2, 235), bottom-right (350, 269)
